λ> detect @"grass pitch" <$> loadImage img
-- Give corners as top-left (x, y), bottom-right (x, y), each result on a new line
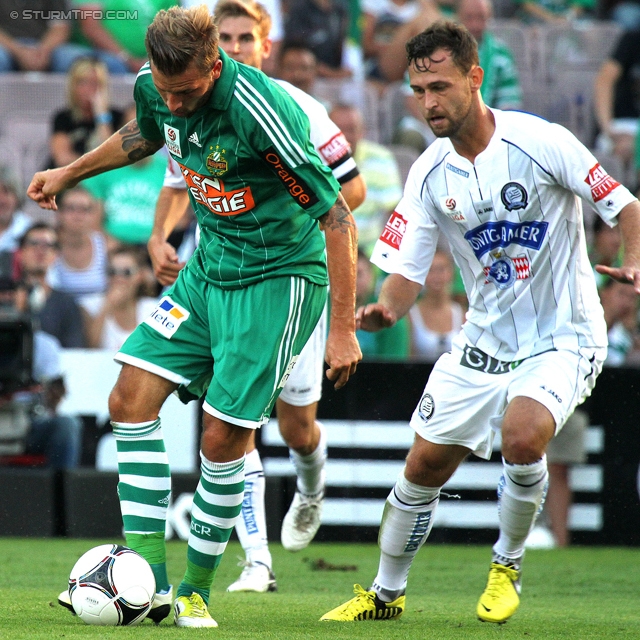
top-left (0, 538), bottom-right (638, 639)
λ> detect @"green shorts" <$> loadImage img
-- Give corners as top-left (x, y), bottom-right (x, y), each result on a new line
top-left (116, 267), bottom-right (327, 428)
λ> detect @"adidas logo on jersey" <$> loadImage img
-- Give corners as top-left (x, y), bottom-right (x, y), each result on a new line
top-left (188, 132), bottom-right (202, 147)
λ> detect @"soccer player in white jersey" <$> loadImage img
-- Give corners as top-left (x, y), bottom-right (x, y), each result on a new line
top-left (321, 21), bottom-right (640, 625)
top-left (148, 0), bottom-right (366, 594)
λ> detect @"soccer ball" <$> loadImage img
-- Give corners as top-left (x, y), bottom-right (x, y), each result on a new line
top-left (68, 544), bottom-right (156, 625)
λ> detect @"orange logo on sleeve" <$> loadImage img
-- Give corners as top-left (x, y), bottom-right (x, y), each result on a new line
top-left (179, 163), bottom-right (255, 216)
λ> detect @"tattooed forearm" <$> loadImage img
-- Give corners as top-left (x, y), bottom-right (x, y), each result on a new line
top-left (320, 194), bottom-right (356, 234)
top-left (118, 119), bottom-right (163, 161)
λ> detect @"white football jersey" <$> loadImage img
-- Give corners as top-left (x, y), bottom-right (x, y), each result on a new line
top-left (371, 109), bottom-right (637, 361)
top-left (162, 78), bottom-right (357, 189)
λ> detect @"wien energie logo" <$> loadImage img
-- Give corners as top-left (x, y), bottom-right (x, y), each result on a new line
top-left (179, 164), bottom-right (255, 216)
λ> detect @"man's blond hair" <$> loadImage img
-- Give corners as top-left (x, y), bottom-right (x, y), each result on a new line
top-left (213, 0), bottom-right (272, 41)
top-left (145, 5), bottom-right (220, 75)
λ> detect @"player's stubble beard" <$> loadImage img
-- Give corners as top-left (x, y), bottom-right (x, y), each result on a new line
top-left (426, 94), bottom-right (474, 140)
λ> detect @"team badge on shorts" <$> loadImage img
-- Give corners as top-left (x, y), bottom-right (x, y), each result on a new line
top-left (143, 296), bottom-right (190, 339)
top-left (500, 182), bottom-right (528, 211)
top-left (418, 393), bottom-right (435, 422)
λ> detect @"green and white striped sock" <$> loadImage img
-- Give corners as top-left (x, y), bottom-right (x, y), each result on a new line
top-left (112, 418), bottom-right (171, 593)
top-left (177, 453), bottom-right (245, 604)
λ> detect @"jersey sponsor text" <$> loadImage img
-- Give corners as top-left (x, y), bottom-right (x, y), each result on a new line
top-left (380, 211), bottom-right (408, 249)
top-left (464, 220), bottom-right (548, 259)
top-left (585, 163), bottom-right (620, 202)
top-left (262, 148), bottom-right (319, 209)
top-left (180, 164), bottom-right (255, 216)
top-left (318, 132), bottom-right (351, 166)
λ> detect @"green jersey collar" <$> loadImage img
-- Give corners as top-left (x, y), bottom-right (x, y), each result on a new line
top-left (206, 48), bottom-right (237, 112)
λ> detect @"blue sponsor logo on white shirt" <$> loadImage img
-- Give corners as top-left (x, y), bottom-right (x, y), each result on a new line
top-left (446, 162), bottom-right (470, 178)
top-left (464, 220), bottom-right (548, 259)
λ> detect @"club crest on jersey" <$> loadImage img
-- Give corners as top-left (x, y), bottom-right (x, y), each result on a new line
top-left (379, 211), bottom-right (407, 249)
top-left (483, 253), bottom-right (530, 288)
top-left (486, 254), bottom-right (516, 289)
top-left (144, 296), bottom-right (190, 338)
top-left (585, 163), bottom-right (620, 202)
top-left (207, 145), bottom-right (228, 176)
top-left (164, 124), bottom-right (182, 158)
top-left (440, 196), bottom-right (466, 222)
top-left (500, 182), bottom-right (528, 211)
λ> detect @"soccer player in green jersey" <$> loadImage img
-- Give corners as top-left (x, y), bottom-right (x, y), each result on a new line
top-left (149, 0), bottom-right (367, 595)
top-left (28, 5), bottom-right (361, 629)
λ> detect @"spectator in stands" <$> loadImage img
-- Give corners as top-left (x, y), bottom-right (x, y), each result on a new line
top-left (372, 0), bottom-right (443, 82)
top-left (610, 0), bottom-right (640, 31)
top-left (82, 104), bottom-right (167, 246)
top-left (0, 0), bottom-right (79, 72)
top-left (395, 0), bottom-right (522, 153)
top-left (589, 216), bottom-right (622, 290)
top-left (16, 223), bottom-right (86, 348)
top-left (514, 0), bottom-right (595, 23)
top-left (48, 187), bottom-right (109, 303)
top-left (356, 248), bottom-right (410, 359)
top-left (83, 246), bottom-right (158, 352)
top-left (48, 58), bottom-right (124, 170)
top-left (599, 278), bottom-right (639, 365)
top-left (0, 166), bottom-right (31, 280)
top-left (182, 0), bottom-right (285, 76)
top-left (71, 0), bottom-right (176, 74)
top-left (278, 42), bottom-right (320, 97)
top-left (330, 103), bottom-right (404, 256)
top-left (0, 277), bottom-right (83, 469)
top-left (284, 0), bottom-right (353, 79)
top-left (361, 0), bottom-right (422, 82)
top-left (408, 249), bottom-right (465, 361)
top-left (593, 30), bottom-right (640, 168)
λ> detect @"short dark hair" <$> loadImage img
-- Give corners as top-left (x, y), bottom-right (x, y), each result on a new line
top-left (406, 20), bottom-right (479, 75)
top-left (146, 5), bottom-right (220, 75)
top-left (19, 222), bottom-right (58, 249)
top-left (279, 39), bottom-right (317, 63)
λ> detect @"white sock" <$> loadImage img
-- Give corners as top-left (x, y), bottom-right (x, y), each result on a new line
top-left (493, 456), bottom-right (548, 563)
top-left (290, 421), bottom-right (327, 496)
top-left (372, 472), bottom-right (440, 602)
top-left (235, 449), bottom-right (272, 569)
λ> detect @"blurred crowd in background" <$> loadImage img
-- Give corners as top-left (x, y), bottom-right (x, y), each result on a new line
top-left (2, 0), bottom-right (640, 365)
top-left (1, 0), bottom-right (640, 505)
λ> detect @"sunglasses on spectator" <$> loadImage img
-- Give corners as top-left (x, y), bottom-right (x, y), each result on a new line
top-left (24, 239), bottom-right (58, 249)
top-left (108, 267), bottom-right (138, 278)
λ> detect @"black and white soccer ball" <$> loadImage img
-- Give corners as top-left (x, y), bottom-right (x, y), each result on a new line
top-left (68, 544), bottom-right (156, 625)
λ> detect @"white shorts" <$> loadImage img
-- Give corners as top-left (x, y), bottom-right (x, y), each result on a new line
top-left (410, 342), bottom-right (605, 460)
top-left (278, 305), bottom-right (327, 407)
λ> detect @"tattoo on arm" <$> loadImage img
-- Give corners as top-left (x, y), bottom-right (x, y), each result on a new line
top-left (118, 119), bottom-right (163, 162)
top-left (320, 197), bottom-right (356, 234)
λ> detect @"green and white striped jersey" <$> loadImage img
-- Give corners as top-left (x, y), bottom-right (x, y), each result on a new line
top-left (134, 49), bottom-right (340, 289)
